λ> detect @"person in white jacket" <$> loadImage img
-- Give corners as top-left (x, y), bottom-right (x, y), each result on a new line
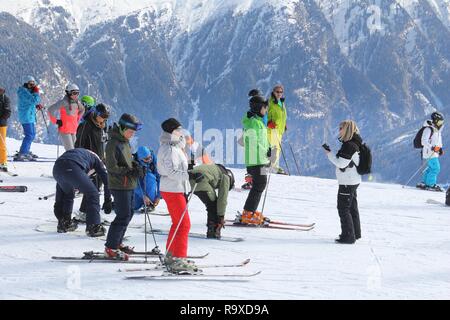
top-left (157, 118), bottom-right (199, 273)
top-left (324, 120), bottom-right (362, 244)
top-left (417, 112), bottom-right (444, 191)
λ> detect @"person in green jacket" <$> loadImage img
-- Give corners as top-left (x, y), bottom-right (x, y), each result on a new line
top-left (239, 94), bottom-right (272, 225)
top-left (188, 164), bottom-right (235, 239)
top-left (104, 113), bottom-right (144, 260)
top-left (267, 84), bottom-right (288, 174)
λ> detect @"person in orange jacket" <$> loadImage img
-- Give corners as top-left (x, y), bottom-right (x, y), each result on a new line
top-left (48, 83), bottom-right (84, 151)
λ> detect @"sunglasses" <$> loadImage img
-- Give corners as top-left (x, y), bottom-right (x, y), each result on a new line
top-left (70, 91), bottom-right (80, 96)
top-left (275, 91), bottom-right (283, 94)
top-left (436, 120), bottom-right (444, 126)
top-left (142, 156), bottom-right (152, 162)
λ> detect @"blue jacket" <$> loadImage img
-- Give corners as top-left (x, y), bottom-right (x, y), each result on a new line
top-left (134, 148), bottom-right (161, 210)
top-left (17, 86), bottom-right (40, 124)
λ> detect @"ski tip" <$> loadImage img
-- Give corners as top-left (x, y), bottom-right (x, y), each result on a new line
top-left (242, 258), bottom-right (251, 265)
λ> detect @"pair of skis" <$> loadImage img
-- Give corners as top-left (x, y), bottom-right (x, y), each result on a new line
top-left (226, 212), bottom-right (315, 231)
top-left (51, 251), bottom-right (260, 280)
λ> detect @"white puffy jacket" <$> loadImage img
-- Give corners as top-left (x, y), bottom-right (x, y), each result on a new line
top-left (157, 132), bottom-right (191, 194)
top-left (327, 135), bottom-right (362, 186)
top-left (421, 120), bottom-right (443, 159)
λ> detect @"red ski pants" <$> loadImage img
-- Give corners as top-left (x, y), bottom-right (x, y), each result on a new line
top-left (161, 192), bottom-right (191, 258)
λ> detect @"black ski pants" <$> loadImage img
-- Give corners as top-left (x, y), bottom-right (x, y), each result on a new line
top-left (105, 190), bottom-right (134, 249)
top-left (337, 184), bottom-right (361, 241)
top-left (53, 159), bottom-right (101, 226)
top-left (244, 165), bottom-right (268, 212)
top-left (195, 191), bottom-right (219, 225)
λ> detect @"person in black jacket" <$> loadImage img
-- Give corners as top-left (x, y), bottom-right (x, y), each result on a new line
top-left (74, 103), bottom-right (111, 222)
top-left (52, 148), bottom-right (113, 237)
top-left (324, 120), bottom-right (362, 244)
top-left (0, 86), bottom-right (11, 171)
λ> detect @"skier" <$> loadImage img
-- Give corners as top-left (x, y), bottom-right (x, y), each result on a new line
top-left (188, 164), bottom-right (235, 239)
top-left (324, 120), bottom-right (362, 244)
top-left (52, 148), bottom-right (112, 236)
top-left (14, 76), bottom-right (41, 161)
top-left (133, 146), bottom-right (161, 212)
top-left (79, 95), bottom-right (97, 123)
top-left (0, 85), bottom-right (11, 172)
top-left (237, 93), bottom-right (272, 226)
top-left (241, 89), bottom-right (264, 190)
top-left (47, 83), bottom-right (84, 151)
top-left (267, 84), bottom-right (288, 175)
top-left (74, 103), bottom-right (111, 222)
top-left (416, 112), bottom-right (444, 192)
top-left (157, 118), bottom-right (199, 273)
top-left (104, 113), bottom-right (144, 260)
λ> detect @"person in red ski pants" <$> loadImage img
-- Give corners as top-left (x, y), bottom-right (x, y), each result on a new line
top-left (160, 192), bottom-right (191, 257)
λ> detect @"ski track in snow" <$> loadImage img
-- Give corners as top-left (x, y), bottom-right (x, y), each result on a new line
top-left (1, 138), bottom-right (450, 299)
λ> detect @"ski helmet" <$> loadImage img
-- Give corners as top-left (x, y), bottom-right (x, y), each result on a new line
top-left (23, 75), bottom-right (36, 84)
top-left (118, 113), bottom-right (142, 131)
top-left (249, 95), bottom-right (268, 114)
top-left (81, 95), bottom-right (96, 108)
top-left (94, 103), bottom-right (111, 119)
top-left (431, 111), bottom-right (444, 124)
top-left (248, 88), bottom-right (263, 98)
top-left (65, 83), bottom-right (80, 93)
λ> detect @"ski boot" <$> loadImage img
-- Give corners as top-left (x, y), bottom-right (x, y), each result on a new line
top-left (57, 217), bottom-right (78, 233)
top-left (85, 224), bottom-right (106, 237)
top-left (164, 253), bottom-right (200, 274)
top-left (240, 210), bottom-right (265, 226)
top-left (276, 167), bottom-right (288, 175)
top-left (28, 151), bottom-right (39, 159)
top-left (73, 210), bottom-right (87, 223)
top-left (0, 163), bottom-right (7, 172)
top-left (335, 235), bottom-right (356, 244)
top-left (427, 184), bottom-right (444, 192)
top-left (118, 244), bottom-right (135, 254)
top-left (13, 153), bottom-right (28, 162)
top-left (104, 247), bottom-right (129, 261)
top-left (416, 182), bottom-right (426, 190)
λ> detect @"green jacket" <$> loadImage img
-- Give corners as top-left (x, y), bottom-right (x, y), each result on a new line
top-left (242, 112), bottom-right (270, 167)
top-left (189, 164), bottom-right (230, 217)
top-left (267, 96), bottom-right (287, 143)
top-left (105, 124), bottom-right (138, 190)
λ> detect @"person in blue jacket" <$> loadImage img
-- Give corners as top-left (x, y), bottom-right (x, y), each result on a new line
top-left (15, 76), bottom-right (41, 161)
top-left (133, 146), bottom-right (161, 212)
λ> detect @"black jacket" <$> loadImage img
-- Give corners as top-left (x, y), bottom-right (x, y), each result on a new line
top-left (338, 134), bottom-right (362, 160)
top-left (56, 148), bottom-right (111, 200)
top-left (75, 114), bottom-right (107, 161)
top-left (0, 93), bottom-right (11, 127)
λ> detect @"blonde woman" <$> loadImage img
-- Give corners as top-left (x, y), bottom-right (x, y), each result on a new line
top-left (324, 120), bottom-right (362, 244)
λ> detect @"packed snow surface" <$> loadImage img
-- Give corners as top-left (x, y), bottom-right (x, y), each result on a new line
top-left (0, 138), bottom-right (449, 299)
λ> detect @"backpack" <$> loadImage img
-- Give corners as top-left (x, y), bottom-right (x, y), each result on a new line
top-left (413, 126), bottom-right (433, 149)
top-left (356, 143), bottom-right (372, 175)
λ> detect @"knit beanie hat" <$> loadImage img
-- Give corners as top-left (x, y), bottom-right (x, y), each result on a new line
top-left (161, 118), bottom-right (182, 133)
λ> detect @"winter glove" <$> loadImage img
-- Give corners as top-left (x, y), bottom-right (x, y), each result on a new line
top-left (36, 104), bottom-right (43, 111)
top-left (56, 119), bottom-right (63, 128)
top-left (267, 121), bottom-right (277, 129)
top-left (130, 161), bottom-right (145, 178)
top-left (268, 146), bottom-right (278, 166)
top-left (188, 161), bottom-right (195, 171)
top-left (189, 171), bottom-right (205, 183)
top-left (267, 147), bottom-right (272, 158)
top-left (33, 86), bottom-right (40, 93)
top-left (439, 148), bottom-right (445, 156)
top-left (285, 125), bottom-right (287, 132)
top-left (102, 199), bottom-right (113, 214)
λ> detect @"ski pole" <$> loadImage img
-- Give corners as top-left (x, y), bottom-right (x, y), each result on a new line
top-left (402, 160), bottom-right (427, 188)
top-left (165, 183), bottom-right (198, 257)
top-left (39, 108), bottom-right (50, 136)
top-left (287, 140), bottom-right (301, 175)
top-left (279, 143), bottom-right (291, 176)
top-left (261, 167), bottom-right (272, 216)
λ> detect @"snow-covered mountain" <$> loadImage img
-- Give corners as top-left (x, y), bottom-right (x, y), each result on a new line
top-left (1, 137), bottom-right (450, 299)
top-left (2, 0), bottom-right (450, 183)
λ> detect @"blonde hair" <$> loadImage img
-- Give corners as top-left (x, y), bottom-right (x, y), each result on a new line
top-left (339, 120), bottom-right (359, 142)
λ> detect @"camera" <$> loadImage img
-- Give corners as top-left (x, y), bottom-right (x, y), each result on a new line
top-left (322, 143), bottom-right (331, 152)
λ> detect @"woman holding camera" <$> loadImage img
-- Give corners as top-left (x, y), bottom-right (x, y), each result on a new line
top-left (324, 120), bottom-right (362, 244)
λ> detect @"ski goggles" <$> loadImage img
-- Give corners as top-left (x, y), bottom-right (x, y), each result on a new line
top-left (119, 119), bottom-right (143, 131)
top-left (69, 91), bottom-right (80, 96)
